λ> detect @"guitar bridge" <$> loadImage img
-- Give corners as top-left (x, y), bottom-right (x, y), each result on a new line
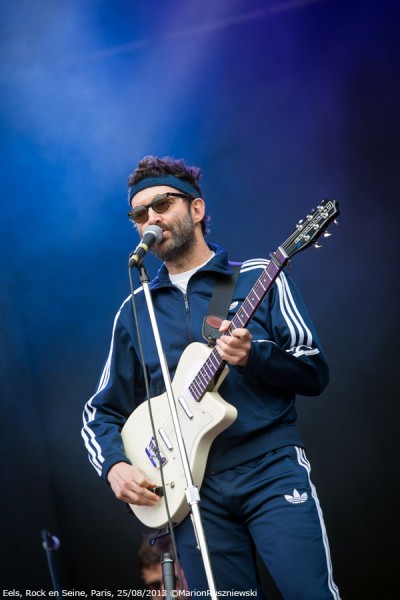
top-left (145, 436), bottom-right (167, 468)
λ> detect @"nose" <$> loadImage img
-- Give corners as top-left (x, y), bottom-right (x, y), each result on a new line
top-left (145, 206), bottom-right (163, 226)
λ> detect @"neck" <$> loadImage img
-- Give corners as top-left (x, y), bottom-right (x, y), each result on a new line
top-left (165, 238), bottom-right (213, 275)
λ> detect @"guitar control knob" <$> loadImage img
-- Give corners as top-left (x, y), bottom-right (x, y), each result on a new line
top-left (149, 485), bottom-right (164, 497)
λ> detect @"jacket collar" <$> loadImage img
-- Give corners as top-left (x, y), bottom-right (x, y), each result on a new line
top-left (149, 243), bottom-right (236, 289)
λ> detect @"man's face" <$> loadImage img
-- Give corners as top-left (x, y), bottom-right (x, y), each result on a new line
top-left (142, 563), bottom-right (185, 595)
top-left (130, 185), bottom-right (196, 263)
top-left (142, 563), bottom-right (164, 595)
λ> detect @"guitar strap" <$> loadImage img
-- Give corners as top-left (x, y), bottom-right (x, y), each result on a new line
top-left (202, 262), bottom-right (241, 346)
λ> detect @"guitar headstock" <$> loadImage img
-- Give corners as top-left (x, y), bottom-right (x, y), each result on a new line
top-left (282, 198), bottom-right (340, 259)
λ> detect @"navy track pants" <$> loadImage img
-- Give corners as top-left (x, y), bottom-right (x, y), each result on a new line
top-left (174, 446), bottom-right (341, 599)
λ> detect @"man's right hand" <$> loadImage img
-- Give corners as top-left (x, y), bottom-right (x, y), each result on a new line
top-left (107, 462), bottom-right (161, 506)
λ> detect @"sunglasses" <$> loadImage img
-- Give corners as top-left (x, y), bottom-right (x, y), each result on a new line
top-left (128, 192), bottom-right (194, 225)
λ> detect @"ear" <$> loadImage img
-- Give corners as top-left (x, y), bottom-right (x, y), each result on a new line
top-left (190, 197), bottom-right (206, 225)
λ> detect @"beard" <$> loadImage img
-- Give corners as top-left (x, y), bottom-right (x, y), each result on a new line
top-left (151, 209), bottom-right (196, 263)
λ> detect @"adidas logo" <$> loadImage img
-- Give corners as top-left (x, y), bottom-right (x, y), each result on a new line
top-left (284, 489), bottom-right (308, 504)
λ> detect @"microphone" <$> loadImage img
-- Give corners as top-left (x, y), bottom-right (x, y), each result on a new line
top-left (41, 529), bottom-right (60, 551)
top-left (161, 552), bottom-right (175, 598)
top-left (128, 225), bottom-right (163, 267)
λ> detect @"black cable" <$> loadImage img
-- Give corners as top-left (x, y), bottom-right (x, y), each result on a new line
top-left (128, 264), bottom-right (184, 592)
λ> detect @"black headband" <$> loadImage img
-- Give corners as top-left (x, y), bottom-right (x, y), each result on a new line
top-left (129, 175), bottom-right (199, 202)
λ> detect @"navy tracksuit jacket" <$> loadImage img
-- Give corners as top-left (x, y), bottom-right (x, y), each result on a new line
top-left (82, 243), bottom-right (340, 599)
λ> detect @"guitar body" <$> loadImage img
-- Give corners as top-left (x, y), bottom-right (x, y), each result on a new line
top-left (121, 342), bottom-right (238, 528)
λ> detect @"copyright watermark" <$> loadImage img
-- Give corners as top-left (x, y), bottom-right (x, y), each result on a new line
top-left (170, 592), bottom-right (257, 597)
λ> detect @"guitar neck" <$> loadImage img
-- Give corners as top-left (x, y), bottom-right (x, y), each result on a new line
top-left (229, 248), bottom-right (288, 331)
top-left (188, 247), bottom-right (288, 401)
top-left (187, 197), bottom-right (340, 403)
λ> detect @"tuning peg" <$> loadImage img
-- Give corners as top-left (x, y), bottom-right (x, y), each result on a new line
top-left (323, 230), bottom-right (332, 238)
top-left (314, 242), bottom-right (323, 249)
top-left (334, 220), bottom-right (340, 226)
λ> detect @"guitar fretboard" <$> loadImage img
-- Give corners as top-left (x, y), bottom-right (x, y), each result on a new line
top-left (188, 247), bottom-right (288, 402)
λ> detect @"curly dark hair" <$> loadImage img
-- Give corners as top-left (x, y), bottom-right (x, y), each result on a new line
top-left (137, 533), bottom-right (174, 570)
top-left (127, 156), bottom-right (209, 235)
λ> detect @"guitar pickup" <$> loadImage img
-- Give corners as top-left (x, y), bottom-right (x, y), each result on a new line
top-left (178, 395), bottom-right (193, 419)
top-left (158, 428), bottom-right (174, 451)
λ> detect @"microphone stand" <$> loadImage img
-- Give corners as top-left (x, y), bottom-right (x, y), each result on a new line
top-left (41, 530), bottom-right (62, 594)
top-left (161, 552), bottom-right (175, 599)
top-left (135, 262), bottom-right (218, 599)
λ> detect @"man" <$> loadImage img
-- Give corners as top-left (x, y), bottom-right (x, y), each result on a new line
top-left (82, 156), bottom-right (341, 599)
top-left (137, 533), bottom-right (187, 594)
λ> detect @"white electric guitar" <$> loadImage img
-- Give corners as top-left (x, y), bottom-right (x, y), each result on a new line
top-left (121, 199), bottom-right (340, 528)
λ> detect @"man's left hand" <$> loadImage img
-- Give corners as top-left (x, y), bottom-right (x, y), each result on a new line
top-left (216, 319), bottom-right (252, 367)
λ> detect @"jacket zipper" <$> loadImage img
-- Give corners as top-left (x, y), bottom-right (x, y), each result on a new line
top-left (183, 293), bottom-right (190, 313)
top-left (183, 292), bottom-right (194, 342)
